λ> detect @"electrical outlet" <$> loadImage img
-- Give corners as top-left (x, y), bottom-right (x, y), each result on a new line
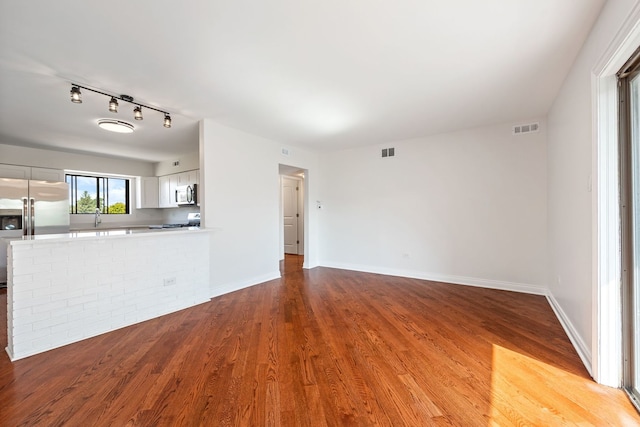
top-left (164, 277), bottom-right (177, 286)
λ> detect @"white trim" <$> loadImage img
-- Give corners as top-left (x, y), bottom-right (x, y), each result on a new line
top-left (319, 261), bottom-right (547, 295)
top-left (209, 271), bottom-right (281, 299)
top-left (5, 346), bottom-right (14, 362)
top-left (593, 2), bottom-right (640, 76)
top-left (592, 73), bottom-right (623, 387)
top-left (591, 5), bottom-right (640, 387)
top-left (547, 293), bottom-right (593, 376)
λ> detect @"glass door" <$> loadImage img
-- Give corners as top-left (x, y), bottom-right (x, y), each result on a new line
top-left (621, 49), bottom-right (640, 410)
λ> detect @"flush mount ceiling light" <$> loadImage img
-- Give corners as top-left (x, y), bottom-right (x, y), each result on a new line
top-left (70, 83), bottom-right (172, 129)
top-left (97, 119), bottom-right (134, 133)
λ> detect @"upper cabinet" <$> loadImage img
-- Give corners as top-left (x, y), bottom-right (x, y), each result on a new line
top-left (136, 176), bottom-right (159, 209)
top-left (158, 175), bottom-right (178, 208)
top-left (158, 169), bottom-right (199, 208)
top-left (177, 169), bottom-right (199, 186)
top-left (0, 164), bottom-right (65, 182)
top-left (31, 167), bottom-right (66, 182)
top-left (0, 164), bottom-right (30, 179)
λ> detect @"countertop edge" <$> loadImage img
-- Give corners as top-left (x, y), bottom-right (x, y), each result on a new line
top-left (4, 227), bottom-right (213, 244)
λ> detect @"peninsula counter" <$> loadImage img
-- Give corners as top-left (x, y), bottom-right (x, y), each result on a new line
top-left (4, 228), bottom-right (211, 360)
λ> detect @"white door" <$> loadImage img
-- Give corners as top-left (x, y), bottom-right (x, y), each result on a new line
top-left (282, 176), bottom-right (298, 255)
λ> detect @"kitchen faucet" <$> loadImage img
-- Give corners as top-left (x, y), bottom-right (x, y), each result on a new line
top-left (94, 208), bottom-right (101, 227)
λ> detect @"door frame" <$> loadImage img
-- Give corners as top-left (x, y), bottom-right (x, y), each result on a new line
top-left (592, 4), bottom-right (640, 387)
top-left (619, 53), bottom-right (640, 410)
top-left (279, 164), bottom-right (307, 262)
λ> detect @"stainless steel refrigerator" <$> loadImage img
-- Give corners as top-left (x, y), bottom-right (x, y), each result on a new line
top-left (0, 178), bottom-right (70, 285)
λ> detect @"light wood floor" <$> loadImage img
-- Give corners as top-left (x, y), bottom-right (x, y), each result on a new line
top-left (1, 255), bottom-right (638, 426)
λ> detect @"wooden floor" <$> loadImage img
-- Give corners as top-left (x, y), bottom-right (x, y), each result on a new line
top-left (1, 255), bottom-right (638, 426)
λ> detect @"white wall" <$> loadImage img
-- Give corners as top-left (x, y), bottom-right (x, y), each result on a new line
top-left (154, 151), bottom-right (199, 176)
top-left (199, 120), bottom-right (319, 297)
top-left (546, 0), bottom-right (638, 376)
top-left (317, 120), bottom-right (548, 294)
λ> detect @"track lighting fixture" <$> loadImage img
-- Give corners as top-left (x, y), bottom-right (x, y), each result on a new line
top-left (69, 83), bottom-right (172, 130)
top-left (133, 106), bottom-right (143, 120)
top-left (108, 97), bottom-right (119, 113)
top-left (70, 86), bottom-right (82, 103)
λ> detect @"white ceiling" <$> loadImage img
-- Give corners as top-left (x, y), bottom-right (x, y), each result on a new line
top-left (0, 0), bottom-right (605, 162)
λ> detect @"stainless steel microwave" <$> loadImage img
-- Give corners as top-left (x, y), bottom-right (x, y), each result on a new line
top-left (176, 184), bottom-right (197, 206)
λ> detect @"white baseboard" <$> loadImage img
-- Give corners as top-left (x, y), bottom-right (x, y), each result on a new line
top-left (318, 261), bottom-right (547, 295)
top-left (546, 293), bottom-right (593, 377)
top-left (210, 270), bottom-right (281, 299)
top-left (5, 346), bottom-right (14, 361)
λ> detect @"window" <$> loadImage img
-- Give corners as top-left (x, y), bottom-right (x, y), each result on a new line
top-left (66, 173), bottom-right (130, 214)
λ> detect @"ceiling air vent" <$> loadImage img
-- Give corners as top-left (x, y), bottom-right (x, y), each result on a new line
top-left (512, 122), bottom-right (540, 135)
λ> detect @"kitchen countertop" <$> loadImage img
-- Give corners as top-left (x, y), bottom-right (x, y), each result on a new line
top-left (3, 226), bottom-right (207, 243)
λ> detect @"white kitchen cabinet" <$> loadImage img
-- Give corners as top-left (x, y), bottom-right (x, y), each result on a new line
top-left (0, 164), bottom-right (31, 179)
top-left (0, 164), bottom-right (65, 181)
top-left (136, 176), bottom-right (159, 209)
top-left (168, 174), bottom-right (180, 207)
top-left (157, 169), bottom-right (199, 208)
top-left (30, 167), bottom-right (65, 182)
top-left (158, 175), bottom-right (173, 208)
top-left (177, 170), bottom-right (199, 186)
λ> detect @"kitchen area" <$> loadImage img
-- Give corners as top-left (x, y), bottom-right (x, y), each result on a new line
top-left (0, 150), bottom-right (211, 361)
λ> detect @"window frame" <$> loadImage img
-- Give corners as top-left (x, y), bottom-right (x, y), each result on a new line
top-left (66, 173), bottom-right (131, 215)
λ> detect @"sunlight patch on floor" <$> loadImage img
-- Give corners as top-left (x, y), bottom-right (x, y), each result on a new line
top-left (488, 344), bottom-right (638, 426)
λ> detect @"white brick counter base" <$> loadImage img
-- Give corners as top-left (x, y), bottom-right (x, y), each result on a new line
top-left (5, 229), bottom-right (211, 361)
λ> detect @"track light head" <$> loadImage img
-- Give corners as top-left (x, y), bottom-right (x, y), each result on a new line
top-left (108, 97), bottom-right (119, 113)
top-left (133, 106), bottom-right (143, 120)
top-left (163, 113), bottom-right (172, 128)
top-left (70, 86), bottom-right (82, 103)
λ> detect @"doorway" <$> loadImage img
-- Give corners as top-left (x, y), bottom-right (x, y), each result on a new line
top-left (279, 164), bottom-right (306, 273)
top-left (282, 175), bottom-right (302, 255)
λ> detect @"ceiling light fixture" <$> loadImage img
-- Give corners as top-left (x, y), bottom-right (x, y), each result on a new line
top-left (70, 86), bottom-right (82, 103)
top-left (69, 83), bottom-right (172, 129)
top-left (97, 119), bottom-right (135, 133)
top-left (108, 97), bottom-right (119, 113)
